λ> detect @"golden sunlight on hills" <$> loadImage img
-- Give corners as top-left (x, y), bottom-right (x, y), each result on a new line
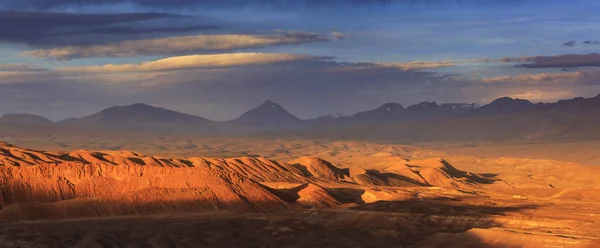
top-left (1, 140), bottom-right (600, 247)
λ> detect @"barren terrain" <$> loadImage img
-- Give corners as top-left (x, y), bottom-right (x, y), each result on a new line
top-left (0, 135), bottom-right (600, 247)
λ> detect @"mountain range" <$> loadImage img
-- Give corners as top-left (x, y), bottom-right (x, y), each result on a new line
top-left (2, 94), bottom-right (600, 141)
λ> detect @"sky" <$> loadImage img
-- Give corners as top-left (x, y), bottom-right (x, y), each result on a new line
top-left (1, 0), bottom-right (600, 121)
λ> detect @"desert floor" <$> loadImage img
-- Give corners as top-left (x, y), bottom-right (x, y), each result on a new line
top-left (1, 128), bottom-right (600, 247)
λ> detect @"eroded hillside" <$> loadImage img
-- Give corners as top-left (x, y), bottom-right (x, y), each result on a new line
top-left (1, 142), bottom-right (600, 247)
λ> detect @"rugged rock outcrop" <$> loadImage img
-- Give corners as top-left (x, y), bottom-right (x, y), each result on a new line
top-left (0, 142), bottom-right (496, 221)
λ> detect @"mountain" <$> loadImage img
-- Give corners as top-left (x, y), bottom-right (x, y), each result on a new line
top-left (348, 103), bottom-right (406, 122)
top-left (343, 101), bottom-right (478, 123)
top-left (439, 103), bottom-right (480, 111)
top-left (269, 94), bottom-right (600, 143)
top-left (406, 101), bottom-right (439, 111)
top-left (404, 102), bottom-right (479, 120)
top-left (60, 103), bottom-right (212, 133)
top-left (478, 97), bottom-right (534, 113)
top-left (0, 114), bottom-right (53, 125)
top-left (8, 94), bottom-right (600, 138)
top-left (63, 103), bottom-right (208, 124)
top-left (553, 94), bottom-right (600, 108)
top-left (230, 100), bottom-right (302, 127)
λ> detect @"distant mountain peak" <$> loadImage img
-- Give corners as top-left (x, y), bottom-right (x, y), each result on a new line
top-left (328, 113), bottom-right (344, 118)
top-left (257, 100), bottom-right (284, 110)
top-left (130, 102), bottom-right (152, 107)
top-left (554, 94), bottom-right (600, 108)
top-left (407, 101), bottom-right (439, 110)
top-left (439, 103), bottom-right (480, 110)
top-left (348, 102), bottom-right (406, 122)
top-left (64, 103), bottom-right (208, 126)
top-left (483, 97), bottom-right (533, 109)
top-left (376, 103), bottom-right (404, 112)
top-left (417, 101), bottom-right (438, 106)
top-left (231, 101), bottom-right (302, 126)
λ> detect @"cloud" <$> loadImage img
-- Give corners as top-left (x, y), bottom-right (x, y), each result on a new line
top-left (331, 31), bottom-right (347, 41)
top-left (0, 11), bottom-right (218, 47)
top-left (328, 61), bottom-right (456, 72)
top-left (515, 53), bottom-right (600, 69)
top-left (381, 61), bottom-right (458, 70)
top-left (58, 53), bottom-right (327, 73)
top-left (583, 40), bottom-right (600, 45)
top-left (504, 90), bottom-right (577, 101)
top-left (24, 32), bottom-right (329, 60)
top-left (0, 64), bottom-right (51, 84)
top-left (479, 71), bottom-right (592, 85)
top-left (0, 64), bottom-right (45, 72)
top-left (562, 41), bottom-right (576, 47)
top-left (2, 0), bottom-right (540, 10)
top-left (329, 58), bottom-right (496, 72)
top-left (1, 0), bottom-right (393, 10)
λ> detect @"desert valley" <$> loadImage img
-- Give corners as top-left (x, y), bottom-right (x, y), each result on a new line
top-left (1, 95), bottom-right (600, 247)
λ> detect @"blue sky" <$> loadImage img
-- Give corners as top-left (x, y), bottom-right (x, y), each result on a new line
top-left (1, 0), bottom-right (600, 120)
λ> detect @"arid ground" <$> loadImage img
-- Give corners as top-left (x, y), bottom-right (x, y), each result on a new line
top-left (1, 130), bottom-right (600, 247)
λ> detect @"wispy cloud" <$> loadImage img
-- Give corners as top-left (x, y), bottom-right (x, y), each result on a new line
top-left (583, 40), bottom-right (600, 45)
top-left (24, 32), bottom-right (329, 60)
top-left (58, 53), bottom-right (327, 73)
top-left (505, 90), bottom-right (576, 101)
top-left (515, 53), bottom-right (600, 69)
top-left (562, 41), bottom-right (576, 47)
top-left (480, 71), bottom-right (591, 85)
top-left (0, 64), bottom-right (45, 72)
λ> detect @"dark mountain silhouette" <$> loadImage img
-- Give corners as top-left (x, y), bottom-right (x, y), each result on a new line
top-left (315, 101), bottom-right (479, 124)
top-left (6, 94), bottom-right (600, 139)
top-left (269, 94), bottom-right (600, 142)
top-left (348, 103), bottom-right (406, 122)
top-left (552, 94), bottom-right (600, 108)
top-left (477, 97), bottom-right (533, 113)
top-left (405, 102), bottom-right (479, 120)
top-left (62, 103), bottom-right (209, 125)
top-left (230, 100), bottom-right (302, 127)
top-left (59, 103), bottom-right (214, 133)
top-left (406, 101), bottom-right (439, 111)
top-left (0, 114), bottom-right (53, 125)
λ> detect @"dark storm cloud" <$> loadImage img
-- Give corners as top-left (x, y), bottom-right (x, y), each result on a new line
top-left (516, 53), bottom-right (600, 69)
top-left (0, 11), bottom-right (218, 47)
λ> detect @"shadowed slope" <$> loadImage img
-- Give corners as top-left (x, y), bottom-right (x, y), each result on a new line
top-left (0, 114), bottom-right (52, 125)
top-left (0, 142), bottom-right (500, 221)
top-left (230, 100), bottom-right (302, 127)
top-left (0, 142), bottom-right (293, 220)
top-left (59, 103), bottom-right (217, 134)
